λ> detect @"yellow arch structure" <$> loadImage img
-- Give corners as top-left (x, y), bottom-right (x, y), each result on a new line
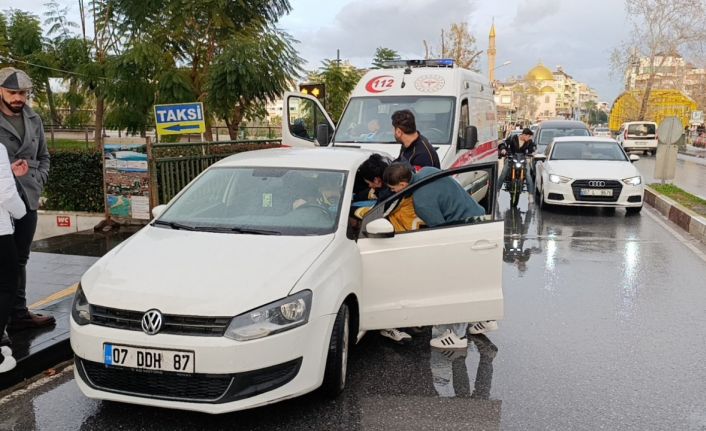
top-left (609, 90), bottom-right (696, 131)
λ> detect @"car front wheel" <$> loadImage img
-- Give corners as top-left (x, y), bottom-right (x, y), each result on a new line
top-left (626, 206), bottom-right (642, 215)
top-left (321, 303), bottom-right (350, 397)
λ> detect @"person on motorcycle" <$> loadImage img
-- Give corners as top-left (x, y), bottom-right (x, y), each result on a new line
top-left (498, 127), bottom-right (536, 203)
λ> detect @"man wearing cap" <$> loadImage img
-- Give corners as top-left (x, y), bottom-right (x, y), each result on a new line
top-left (0, 67), bottom-right (54, 330)
top-left (497, 127), bottom-right (536, 203)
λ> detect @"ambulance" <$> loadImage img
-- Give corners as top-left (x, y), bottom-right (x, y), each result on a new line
top-left (281, 59), bottom-right (500, 196)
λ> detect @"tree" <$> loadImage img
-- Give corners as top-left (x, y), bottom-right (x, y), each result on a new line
top-left (308, 60), bottom-right (362, 124)
top-left (206, 29), bottom-right (303, 139)
top-left (611, 0), bottom-right (706, 120)
top-left (371, 47), bottom-right (398, 69)
top-left (423, 22), bottom-right (482, 71)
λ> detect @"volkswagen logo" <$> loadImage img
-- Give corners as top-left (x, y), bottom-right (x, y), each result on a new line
top-left (588, 181), bottom-right (606, 187)
top-left (141, 309), bottom-right (163, 335)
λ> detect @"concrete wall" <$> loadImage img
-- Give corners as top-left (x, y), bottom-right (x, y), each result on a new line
top-left (35, 210), bottom-right (105, 240)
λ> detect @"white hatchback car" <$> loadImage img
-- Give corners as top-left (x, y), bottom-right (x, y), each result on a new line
top-left (616, 121), bottom-right (658, 155)
top-left (533, 137), bottom-right (644, 213)
top-left (70, 147), bottom-right (504, 414)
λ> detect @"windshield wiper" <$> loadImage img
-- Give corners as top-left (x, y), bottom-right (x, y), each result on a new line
top-left (194, 226), bottom-right (282, 235)
top-left (153, 220), bottom-right (195, 231)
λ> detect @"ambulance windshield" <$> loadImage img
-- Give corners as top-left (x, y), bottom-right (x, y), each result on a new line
top-left (334, 96), bottom-right (455, 145)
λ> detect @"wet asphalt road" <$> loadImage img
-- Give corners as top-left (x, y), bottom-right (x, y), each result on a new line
top-left (635, 153), bottom-right (706, 200)
top-left (2, 195), bottom-right (706, 430)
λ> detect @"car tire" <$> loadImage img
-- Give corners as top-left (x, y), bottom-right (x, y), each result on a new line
top-left (626, 206), bottom-right (642, 215)
top-left (321, 303), bottom-right (350, 398)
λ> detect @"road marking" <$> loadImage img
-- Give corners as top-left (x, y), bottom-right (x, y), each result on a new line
top-left (29, 283), bottom-right (78, 309)
top-left (645, 207), bottom-right (706, 263)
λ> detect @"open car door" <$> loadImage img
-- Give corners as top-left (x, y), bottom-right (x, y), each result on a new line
top-left (356, 162), bottom-right (503, 330)
top-left (281, 92), bottom-right (335, 147)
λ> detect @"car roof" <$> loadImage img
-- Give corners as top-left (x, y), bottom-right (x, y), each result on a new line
top-left (552, 136), bottom-right (618, 143)
top-left (213, 147), bottom-right (373, 171)
top-left (537, 120), bottom-right (588, 129)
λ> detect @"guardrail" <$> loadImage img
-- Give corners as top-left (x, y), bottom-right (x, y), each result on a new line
top-left (151, 139), bottom-right (282, 204)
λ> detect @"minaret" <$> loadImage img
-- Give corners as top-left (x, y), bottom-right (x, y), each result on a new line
top-left (488, 19), bottom-right (497, 82)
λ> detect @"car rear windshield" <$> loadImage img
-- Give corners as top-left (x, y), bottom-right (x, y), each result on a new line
top-left (157, 167), bottom-right (347, 236)
top-left (537, 128), bottom-right (590, 146)
top-left (551, 141), bottom-right (628, 161)
top-left (627, 123), bottom-right (656, 136)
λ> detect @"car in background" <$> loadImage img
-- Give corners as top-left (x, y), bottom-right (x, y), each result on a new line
top-left (616, 121), bottom-right (658, 155)
top-left (70, 147), bottom-right (504, 414)
top-left (592, 127), bottom-right (611, 137)
top-left (533, 137), bottom-right (644, 214)
top-left (530, 120), bottom-right (591, 179)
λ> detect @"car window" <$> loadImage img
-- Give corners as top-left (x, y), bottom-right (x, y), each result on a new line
top-left (627, 123), bottom-right (656, 136)
top-left (335, 96), bottom-right (456, 145)
top-left (550, 141), bottom-right (628, 161)
top-left (358, 164), bottom-right (496, 238)
top-left (158, 167), bottom-right (347, 235)
top-left (537, 128), bottom-right (590, 147)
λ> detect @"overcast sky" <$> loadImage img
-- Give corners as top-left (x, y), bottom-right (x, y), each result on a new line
top-left (4, 0), bottom-right (631, 102)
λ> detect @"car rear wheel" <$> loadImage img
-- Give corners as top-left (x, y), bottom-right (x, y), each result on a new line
top-left (321, 303), bottom-right (350, 397)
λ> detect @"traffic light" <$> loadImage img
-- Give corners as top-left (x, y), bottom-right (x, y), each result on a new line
top-left (299, 83), bottom-right (326, 102)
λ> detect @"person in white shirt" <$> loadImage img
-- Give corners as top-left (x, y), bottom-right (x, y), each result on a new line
top-left (0, 144), bottom-right (26, 372)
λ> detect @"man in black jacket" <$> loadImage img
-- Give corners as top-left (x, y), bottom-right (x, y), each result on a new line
top-left (497, 127), bottom-right (535, 202)
top-left (391, 110), bottom-right (440, 170)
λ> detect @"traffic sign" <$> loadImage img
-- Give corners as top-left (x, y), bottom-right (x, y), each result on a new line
top-left (154, 102), bottom-right (206, 137)
top-left (657, 116), bottom-right (682, 145)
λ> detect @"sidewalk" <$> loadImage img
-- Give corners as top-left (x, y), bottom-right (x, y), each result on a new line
top-left (0, 228), bottom-right (139, 391)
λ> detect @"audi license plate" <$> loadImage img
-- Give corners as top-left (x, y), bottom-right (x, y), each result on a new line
top-left (104, 343), bottom-right (195, 373)
top-left (580, 188), bottom-right (613, 197)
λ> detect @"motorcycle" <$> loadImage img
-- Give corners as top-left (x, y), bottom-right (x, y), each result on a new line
top-left (503, 153), bottom-right (528, 208)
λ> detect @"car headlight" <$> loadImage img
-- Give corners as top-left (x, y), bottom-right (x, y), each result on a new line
top-left (71, 284), bottom-right (91, 325)
top-left (224, 290), bottom-right (312, 341)
top-left (622, 176), bottom-right (642, 186)
top-left (548, 174), bottom-right (572, 184)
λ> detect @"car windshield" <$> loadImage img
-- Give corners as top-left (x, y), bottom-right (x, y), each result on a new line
top-left (537, 127), bottom-right (590, 147)
top-left (627, 123), bottom-right (656, 136)
top-left (551, 141), bottom-right (628, 161)
top-left (157, 167), bottom-right (346, 236)
top-left (334, 96), bottom-right (455, 145)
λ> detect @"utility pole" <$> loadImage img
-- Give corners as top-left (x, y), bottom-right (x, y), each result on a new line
top-left (335, 49), bottom-right (341, 66)
top-left (441, 29), bottom-right (445, 58)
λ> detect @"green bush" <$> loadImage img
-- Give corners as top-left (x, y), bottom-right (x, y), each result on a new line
top-left (43, 149), bottom-right (104, 213)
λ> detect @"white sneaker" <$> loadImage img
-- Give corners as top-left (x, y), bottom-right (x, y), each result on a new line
top-left (0, 346), bottom-right (11, 356)
top-left (468, 320), bottom-right (498, 335)
top-left (0, 354), bottom-right (16, 373)
top-left (379, 328), bottom-right (412, 342)
top-left (430, 329), bottom-right (468, 349)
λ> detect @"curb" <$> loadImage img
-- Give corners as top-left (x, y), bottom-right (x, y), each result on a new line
top-left (644, 186), bottom-right (706, 246)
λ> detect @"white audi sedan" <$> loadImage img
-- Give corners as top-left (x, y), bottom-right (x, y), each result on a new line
top-left (70, 147), bottom-right (504, 414)
top-left (533, 137), bottom-right (644, 213)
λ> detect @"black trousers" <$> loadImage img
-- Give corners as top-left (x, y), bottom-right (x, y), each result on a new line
top-left (0, 234), bottom-right (19, 339)
top-left (12, 209), bottom-right (36, 316)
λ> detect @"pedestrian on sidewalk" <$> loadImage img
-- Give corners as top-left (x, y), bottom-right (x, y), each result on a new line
top-left (0, 144), bottom-right (27, 372)
top-left (0, 67), bottom-right (55, 331)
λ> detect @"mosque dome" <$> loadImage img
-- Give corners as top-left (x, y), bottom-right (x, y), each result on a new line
top-left (526, 64), bottom-right (554, 81)
top-left (540, 85), bottom-right (555, 93)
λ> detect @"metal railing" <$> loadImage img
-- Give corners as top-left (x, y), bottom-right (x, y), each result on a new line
top-left (151, 139), bottom-right (282, 204)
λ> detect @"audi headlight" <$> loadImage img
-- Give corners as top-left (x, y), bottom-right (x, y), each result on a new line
top-left (224, 290), bottom-right (312, 341)
top-left (71, 284), bottom-right (91, 325)
top-left (622, 176), bottom-right (642, 186)
top-left (549, 174), bottom-right (572, 184)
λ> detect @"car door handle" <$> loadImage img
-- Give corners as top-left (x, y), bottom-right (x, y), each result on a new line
top-left (471, 241), bottom-right (498, 250)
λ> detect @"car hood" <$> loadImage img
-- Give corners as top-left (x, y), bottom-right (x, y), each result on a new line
top-left (81, 226), bottom-right (334, 316)
top-left (333, 143), bottom-right (450, 162)
top-left (546, 160), bottom-right (640, 180)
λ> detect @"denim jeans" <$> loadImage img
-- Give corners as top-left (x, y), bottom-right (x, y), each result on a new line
top-left (12, 210), bottom-right (36, 316)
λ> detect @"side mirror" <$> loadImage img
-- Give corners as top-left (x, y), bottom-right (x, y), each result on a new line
top-left (151, 204), bottom-right (167, 219)
top-left (460, 126), bottom-right (479, 150)
top-left (316, 124), bottom-right (330, 146)
top-left (364, 218), bottom-right (395, 238)
top-left (533, 154), bottom-right (547, 162)
top-left (629, 154), bottom-right (640, 162)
